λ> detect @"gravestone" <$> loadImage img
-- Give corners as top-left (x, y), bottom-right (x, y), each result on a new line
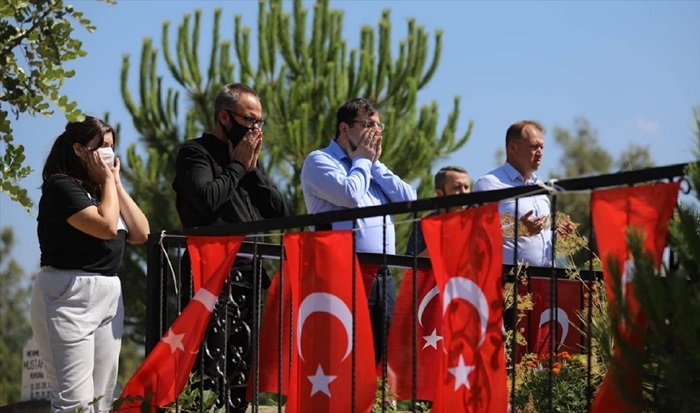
top-left (21, 337), bottom-right (51, 401)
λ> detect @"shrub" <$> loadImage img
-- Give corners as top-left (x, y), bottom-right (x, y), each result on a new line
top-left (513, 351), bottom-right (598, 413)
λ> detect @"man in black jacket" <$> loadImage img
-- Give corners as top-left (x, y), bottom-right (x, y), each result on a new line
top-left (172, 83), bottom-right (289, 412)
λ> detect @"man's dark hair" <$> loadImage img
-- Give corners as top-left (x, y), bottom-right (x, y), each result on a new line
top-left (505, 120), bottom-right (545, 146)
top-left (213, 83), bottom-right (259, 124)
top-left (434, 165), bottom-right (468, 189)
top-left (335, 98), bottom-right (379, 139)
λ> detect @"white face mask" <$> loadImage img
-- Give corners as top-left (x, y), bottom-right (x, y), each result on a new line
top-left (97, 147), bottom-right (115, 167)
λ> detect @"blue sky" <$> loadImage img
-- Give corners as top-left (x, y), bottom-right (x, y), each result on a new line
top-left (2, 0), bottom-right (699, 274)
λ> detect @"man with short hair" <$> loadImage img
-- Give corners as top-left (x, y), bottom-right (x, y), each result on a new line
top-left (473, 120), bottom-right (573, 267)
top-left (172, 83), bottom-right (289, 412)
top-left (300, 97), bottom-right (417, 364)
top-left (405, 165), bottom-right (471, 257)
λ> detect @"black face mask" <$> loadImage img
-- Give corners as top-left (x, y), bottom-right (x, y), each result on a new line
top-left (220, 118), bottom-right (251, 147)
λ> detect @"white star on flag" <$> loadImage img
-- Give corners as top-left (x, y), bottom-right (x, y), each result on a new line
top-left (161, 328), bottom-right (185, 354)
top-left (193, 287), bottom-right (218, 312)
top-left (308, 364), bottom-right (337, 397)
top-left (448, 354), bottom-right (475, 391)
top-left (422, 328), bottom-right (443, 350)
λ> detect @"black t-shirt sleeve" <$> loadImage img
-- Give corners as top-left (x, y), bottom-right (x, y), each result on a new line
top-left (44, 176), bottom-right (94, 222)
top-left (38, 175), bottom-right (126, 276)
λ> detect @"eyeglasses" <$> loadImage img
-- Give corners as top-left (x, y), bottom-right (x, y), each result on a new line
top-left (226, 110), bottom-right (265, 130)
top-left (348, 119), bottom-right (385, 131)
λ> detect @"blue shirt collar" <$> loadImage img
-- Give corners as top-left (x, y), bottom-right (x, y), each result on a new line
top-left (328, 139), bottom-right (350, 161)
top-left (503, 161), bottom-right (539, 185)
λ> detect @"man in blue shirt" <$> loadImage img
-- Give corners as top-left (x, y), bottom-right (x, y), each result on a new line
top-left (473, 120), bottom-right (574, 267)
top-left (301, 97), bottom-right (417, 364)
top-left (405, 165), bottom-right (471, 257)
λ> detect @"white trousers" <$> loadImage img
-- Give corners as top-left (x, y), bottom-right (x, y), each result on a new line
top-left (31, 268), bottom-right (123, 413)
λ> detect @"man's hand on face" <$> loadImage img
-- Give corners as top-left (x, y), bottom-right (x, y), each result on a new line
top-left (349, 128), bottom-right (378, 161)
top-left (372, 134), bottom-right (382, 163)
top-left (520, 210), bottom-right (548, 236)
top-left (229, 129), bottom-right (262, 172)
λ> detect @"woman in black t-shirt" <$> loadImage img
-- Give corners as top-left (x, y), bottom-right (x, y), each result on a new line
top-left (31, 116), bottom-right (150, 413)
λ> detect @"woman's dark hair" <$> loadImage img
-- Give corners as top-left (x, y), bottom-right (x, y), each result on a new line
top-left (41, 116), bottom-right (116, 192)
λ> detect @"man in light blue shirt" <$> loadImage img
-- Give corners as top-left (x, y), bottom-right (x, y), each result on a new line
top-left (301, 98), bottom-right (417, 364)
top-left (473, 120), bottom-right (573, 267)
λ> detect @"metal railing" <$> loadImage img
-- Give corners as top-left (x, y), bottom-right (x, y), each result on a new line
top-left (144, 162), bottom-right (691, 412)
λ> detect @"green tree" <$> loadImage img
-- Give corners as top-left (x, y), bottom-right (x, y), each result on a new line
top-left (550, 117), bottom-right (654, 266)
top-left (0, 227), bottom-right (32, 404)
top-left (552, 118), bottom-right (614, 178)
top-left (116, 0), bottom-right (472, 343)
top-left (0, 0), bottom-right (112, 211)
top-left (617, 143), bottom-right (654, 172)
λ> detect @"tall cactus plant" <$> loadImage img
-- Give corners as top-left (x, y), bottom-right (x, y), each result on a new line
top-left (117, 0), bottom-right (472, 344)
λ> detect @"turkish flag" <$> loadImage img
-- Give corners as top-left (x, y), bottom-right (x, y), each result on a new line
top-left (519, 278), bottom-right (583, 357)
top-left (116, 236), bottom-right (243, 412)
top-left (250, 268), bottom-right (292, 397)
top-left (187, 235), bottom-right (242, 293)
top-left (589, 182), bottom-right (679, 413)
top-left (285, 231), bottom-right (376, 413)
top-left (386, 269), bottom-right (442, 401)
top-left (422, 204), bottom-right (508, 413)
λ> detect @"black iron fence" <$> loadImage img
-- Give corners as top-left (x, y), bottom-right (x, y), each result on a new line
top-left (144, 162), bottom-right (690, 412)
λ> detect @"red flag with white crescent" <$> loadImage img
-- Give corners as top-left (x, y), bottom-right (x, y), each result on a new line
top-left (250, 268), bottom-right (292, 397)
top-left (523, 278), bottom-right (584, 356)
top-left (117, 236), bottom-right (243, 412)
top-left (387, 269), bottom-right (443, 401)
top-left (422, 204), bottom-right (508, 413)
top-left (589, 182), bottom-right (679, 413)
top-left (285, 231), bottom-right (376, 413)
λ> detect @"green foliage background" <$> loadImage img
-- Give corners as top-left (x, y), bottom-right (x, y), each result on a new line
top-left (0, 228), bottom-right (31, 403)
top-left (0, 0), bottom-right (114, 211)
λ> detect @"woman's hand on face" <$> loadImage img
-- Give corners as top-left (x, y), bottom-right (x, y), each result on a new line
top-left (84, 148), bottom-right (113, 184)
top-left (111, 157), bottom-right (123, 187)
